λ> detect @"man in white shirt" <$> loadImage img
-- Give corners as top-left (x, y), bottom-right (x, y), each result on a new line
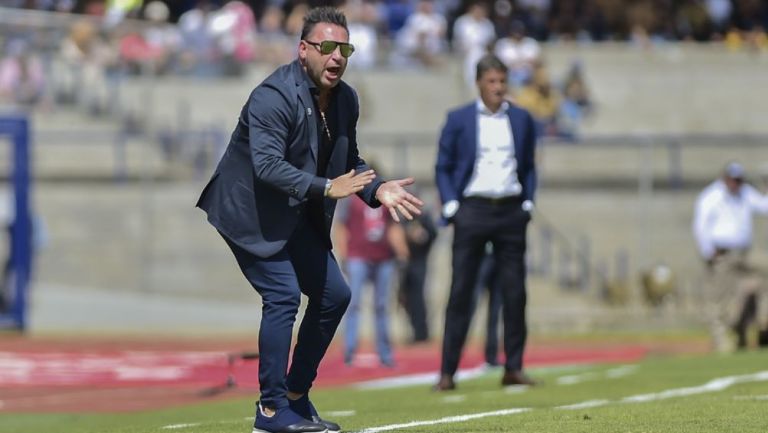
top-left (434, 54), bottom-right (538, 391)
top-left (693, 162), bottom-right (768, 351)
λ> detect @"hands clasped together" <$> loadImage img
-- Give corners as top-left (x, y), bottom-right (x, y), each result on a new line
top-left (328, 169), bottom-right (424, 222)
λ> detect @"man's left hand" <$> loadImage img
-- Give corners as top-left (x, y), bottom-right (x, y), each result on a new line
top-left (375, 178), bottom-right (423, 222)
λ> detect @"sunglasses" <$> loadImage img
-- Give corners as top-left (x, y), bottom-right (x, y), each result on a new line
top-left (304, 40), bottom-right (355, 58)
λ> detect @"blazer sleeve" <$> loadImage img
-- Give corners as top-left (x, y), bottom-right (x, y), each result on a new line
top-left (247, 83), bottom-right (318, 200)
top-left (435, 110), bottom-right (461, 205)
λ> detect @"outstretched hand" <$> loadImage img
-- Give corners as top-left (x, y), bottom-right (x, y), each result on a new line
top-left (328, 169), bottom-right (376, 199)
top-left (375, 178), bottom-right (424, 222)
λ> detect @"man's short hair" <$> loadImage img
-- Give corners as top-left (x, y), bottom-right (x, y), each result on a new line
top-left (476, 54), bottom-right (508, 81)
top-left (300, 6), bottom-right (348, 40)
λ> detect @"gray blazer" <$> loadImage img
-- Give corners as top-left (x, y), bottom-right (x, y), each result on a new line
top-left (197, 60), bottom-right (382, 258)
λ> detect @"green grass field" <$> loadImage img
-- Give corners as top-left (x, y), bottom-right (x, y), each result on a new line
top-left (3, 349), bottom-right (767, 433)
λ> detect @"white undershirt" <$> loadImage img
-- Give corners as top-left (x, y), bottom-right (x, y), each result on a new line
top-left (463, 100), bottom-right (522, 198)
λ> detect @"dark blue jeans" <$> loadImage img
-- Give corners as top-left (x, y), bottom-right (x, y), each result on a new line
top-left (222, 219), bottom-right (350, 409)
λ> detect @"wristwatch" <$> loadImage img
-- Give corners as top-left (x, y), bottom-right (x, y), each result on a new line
top-left (324, 179), bottom-right (333, 197)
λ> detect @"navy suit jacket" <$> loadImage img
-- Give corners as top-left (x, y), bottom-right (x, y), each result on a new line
top-left (196, 60), bottom-right (382, 258)
top-left (435, 101), bottom-right (537, 214)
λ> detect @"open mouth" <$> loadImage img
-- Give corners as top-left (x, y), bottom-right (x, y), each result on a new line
top-left (326, 66), bottom-right (342, 80)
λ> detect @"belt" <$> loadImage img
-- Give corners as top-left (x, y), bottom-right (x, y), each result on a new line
top-left (464, 195), bottom-right (522, 206)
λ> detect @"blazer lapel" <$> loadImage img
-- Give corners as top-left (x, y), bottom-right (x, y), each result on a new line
top-left (467, 105), bottom-right (478, 163)
top-left (294, 64), bottom-right (318, 164)
top-left (508, 108), bottom-right (522, 159)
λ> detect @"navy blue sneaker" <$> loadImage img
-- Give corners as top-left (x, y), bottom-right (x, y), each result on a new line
top-left (289, 394), bottom-right (341, 433)
top-left (252, 403), bottom-right (327, 433)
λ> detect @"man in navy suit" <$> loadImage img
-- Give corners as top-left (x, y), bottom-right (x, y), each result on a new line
top-left (433, 54), bottom-right (538, 391)
top-left (197, 7), bottom-right (423, 433)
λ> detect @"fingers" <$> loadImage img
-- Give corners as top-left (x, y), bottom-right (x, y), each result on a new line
top-left (404, 192), bottom-right (424, 207)
top-left (388, 206), bottom-right (401, 223)
top-left (401, 199), bottom-right (422, 216)
top-left (395, 177), bottom-right (415, 186)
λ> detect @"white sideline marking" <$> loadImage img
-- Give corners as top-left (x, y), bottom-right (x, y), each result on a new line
top-left (162, 423), bottom-right (202, 429)
top-left (159, 370), bottom-right (768, 431)
top-left (556, 399), bottom-right (610, 410)
top-left (556, 365), bottom-right (637, 385)
top-left (352, 408), bottom-right (531, 433)
top-left (355, 364), bottom-right (492, 390)
top-left (354, 370), bottom-right (768, 432)
top-left (622, 371), bottom-right (768, 403)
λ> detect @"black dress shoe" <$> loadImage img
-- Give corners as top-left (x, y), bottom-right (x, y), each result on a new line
top-left (432, 374), bottom-right (456, 391)
top-left (501, 370), bottom-right (538, 386)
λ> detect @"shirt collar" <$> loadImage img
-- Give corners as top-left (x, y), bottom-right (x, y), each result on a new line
top-left (476, 99), bottom-right (509, 116)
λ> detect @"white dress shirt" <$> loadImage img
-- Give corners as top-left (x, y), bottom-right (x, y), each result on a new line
top-left (463, 100), bottom-right (522, 198)
top-left (442, 100), bottom-right (529, 219)
top-left (693, 179), bottom-right (768, 259)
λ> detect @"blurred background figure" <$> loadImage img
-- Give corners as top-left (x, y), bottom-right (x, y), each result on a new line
top-left (254, 4), bottom-right (294, 67)
top-left (557, 60), bottom-right (593, 142)
top-left (452, 1), bottom-right (496, 91)
top-left (0, 39), bottom-right (47, 108)
top-left (470, 242), bottom-right (502, 367)
top-left (494, 20), bottom-right (540, 90)
top-left (335, 193), bottom-right (409, 368)
top-left (391, 0), bottom-right (447, 68)
top-left (58, 19), bottom-right (116, 115)
top-left (118, 1), bottom-right (181, 76)
top-left (344, 0), bottom-right (382, 70)
top-left (514, 63), bottom-right (560, 139)
top-left (398, 200), bottom-right (437, 344)
top-left (693, 162), bottom-right (768, 351)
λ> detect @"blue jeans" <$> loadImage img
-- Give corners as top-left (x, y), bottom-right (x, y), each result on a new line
top-left (344, 258), bottom-right (396, 365)
top-left (221, 220), bottom-right (350, 409)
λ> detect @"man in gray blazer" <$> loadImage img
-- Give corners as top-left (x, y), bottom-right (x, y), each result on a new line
top-left (197, 7), bottom-right (423, 433)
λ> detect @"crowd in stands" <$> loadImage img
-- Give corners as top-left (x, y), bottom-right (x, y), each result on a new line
top-left (0, 0), bottom-right (767, 137)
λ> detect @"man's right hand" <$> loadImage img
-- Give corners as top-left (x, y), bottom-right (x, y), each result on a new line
top-left (328, 169), bottom-right (376, 199)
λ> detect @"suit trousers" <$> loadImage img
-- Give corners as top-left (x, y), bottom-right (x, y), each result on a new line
top-left (440, 197), bottom-right (530, 376)
top-left (221, 217), bottom-right (351, 409)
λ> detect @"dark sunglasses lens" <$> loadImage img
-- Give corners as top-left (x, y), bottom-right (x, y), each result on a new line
top-left (340, 44), bottom-right (354, 57)
top-left (319, 41), bottom-right (337, 55)
top-left (318, 41), bottom-right (354, 57)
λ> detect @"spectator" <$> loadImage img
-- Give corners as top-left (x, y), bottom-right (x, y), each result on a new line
top-left (693, 162), bottom-right (768, 351)
top-left (390, 0), bottom-right (447, 68)
top-left (208, 0), bottom-right (259, 75)
top-left (514, 63), bottom-right (560, 138)
top-left (177, 0), bottom-right (221, 76)
top-left (255, 4), bottom-right (294, 67)
top-left (398, 202), bottom-right (437, 344)
top-left (343, 0), bottom-right (381, 70)
top-left (58, 19), bottom-right (116, 115)
top-left (493, 20), bottom-right (540, 89)
top-left (0, 39), bottom-right (46, 108)
top-left (335, 193), bottom-right (409, 367)
top-left (119, 1), bottom-right (181, 75)
top-left (558, 60), bottom-right (593, 141)
top-left (453, 1), bottom-right (496, 92)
